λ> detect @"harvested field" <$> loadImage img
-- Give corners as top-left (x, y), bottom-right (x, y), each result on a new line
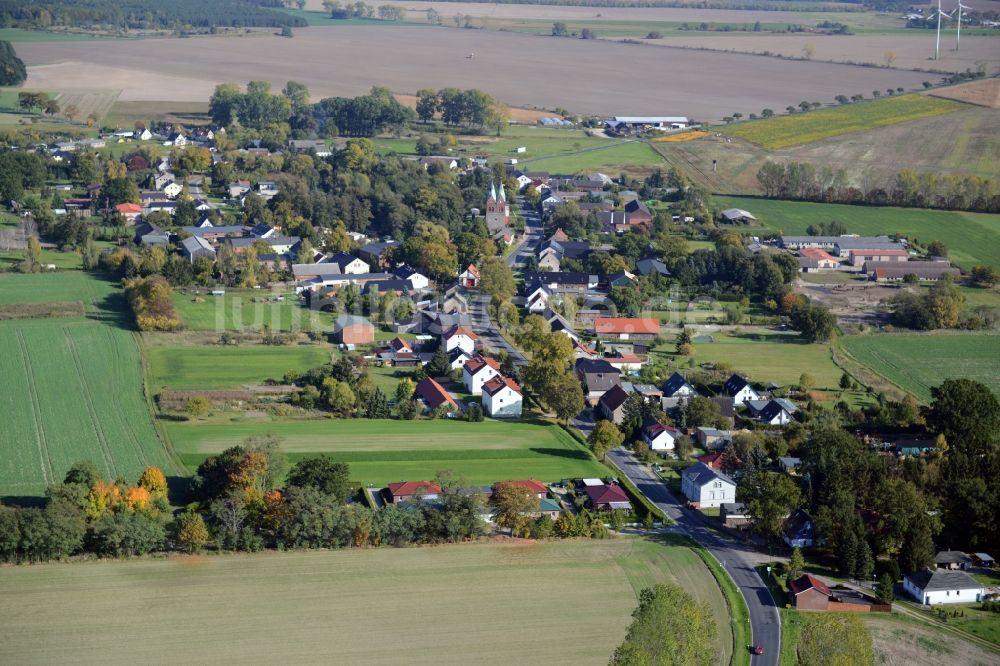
top-left (52, 89), bottom-right (121, 123)
top-left (865, 613), bottom-right (1000, 666)
top-left (16, 26), bottom-right (936, 120)
top-left (929, 77), bottom-right (1000, 108)
top-left (0, 538), bottom-right (733, 666)
top-left (717, 94), bottom-right (963, 149)
top-left (163, 418), bottom-right (610, 483)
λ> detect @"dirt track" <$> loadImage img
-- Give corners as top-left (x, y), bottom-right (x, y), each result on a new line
top-left (18, 26), bottom-right (934, 120)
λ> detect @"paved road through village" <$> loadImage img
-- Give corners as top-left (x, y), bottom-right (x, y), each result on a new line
top-left (607, 448), bottom-right (781, 666)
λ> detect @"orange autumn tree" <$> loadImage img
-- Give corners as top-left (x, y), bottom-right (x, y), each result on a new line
top-left (86, 479), bottom-right (123, 519)
top-left (138, 466), bottom-right (168, 498)
top-left (232, 450), bottom-right (270, 498)
top-left (125, 485), bottom-right (153, 513)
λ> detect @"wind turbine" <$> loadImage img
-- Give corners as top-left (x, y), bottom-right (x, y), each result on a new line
top-left (956, 1), bottom-right (971, 51)
top-left (935, 0), bottom-right (954, 60)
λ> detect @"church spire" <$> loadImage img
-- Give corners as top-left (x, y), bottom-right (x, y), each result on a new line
top-left (489, 182), bottom-right (497, 202)
top-left (499, 181), bottom-right (506, 202)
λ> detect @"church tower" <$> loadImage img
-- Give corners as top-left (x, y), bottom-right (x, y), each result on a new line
top-left (485, 181), bottom-right (509, 233)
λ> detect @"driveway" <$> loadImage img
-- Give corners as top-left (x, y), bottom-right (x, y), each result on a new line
top-left (607, 448), bottom-right (781, 666)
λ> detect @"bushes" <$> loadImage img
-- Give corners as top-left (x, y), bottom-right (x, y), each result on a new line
top-left (124, 276), bottom-right (182, 331)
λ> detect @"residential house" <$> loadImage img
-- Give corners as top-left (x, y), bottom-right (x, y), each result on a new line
top-left (538, 497), bottom-right (562, 519)
top-left (696, 427), bottom-right (732, 450)
top-left (584, 483), bottom-right (632, 511)
top-left (789, 575), bottom-right (832, 611)
top-left (719, 208), bottom-right (757, 224)
top-left (463, 355), bottom-right (501, 395)
top-left (251, 223), bottom-right (277, 239)
top-left (681, 462), bottom-right (737, 509)
top-left (162, 181), bottom-right (183, 199)
top-left (623, 199), bottom-right (653, 227)
top-left (288, 139), bottom-right (333, 157)
top-left (721, 502), bottom-right (751, 529)
top-left (362, 279), bottom-right (413, 297)
top-left (448, 348), bottom-right (473, 370)
top-left (662, 372), bottom-right (698, 400)
top-left (598, 384), bottom-right (631, 425)
top-left (153, 172), bottom-right (176, 191)
top-left (697, 451), bottom-right (726, 470)
top-left (482, 376), bottom-right (523, 418)
top-left (935, 551), bottom-right (970, 571)
top-left (146, 201), bottom-right (178, 216)
top-left (497, 480), bottom-right (548, 500)
top-left (594, 317), bottom-right (660, 341)
top-left (642, 419), bottom-right (680, 453)
top-left (541, 308), bottom-right (578, 341)
top-left (524, 271), bottom-right (597, 292)
top-left (386, 480), bottom-right (442, 504)
top-left (576, 358), bottom-right (621, 406)
top-left (115, 202), bottom-right (143, 224)
top-left (904, 569), bottom-right (985, 605)
top-left (357, 240), bottom-right (400, 268)
top-left (134, 221), bottom-right (169, 247)
top-left (325, 252), bottom-right (371, 275)
top-left (442, 286), bottom-right (468, 314)
top-left (635, 258), bottom-right (670, 278)
top-left (606, 352), bottom-right (644, 372)
top-left (394, 265), bottom-right (429, 290)
top-left (746, 398), bottom-right (797, 425)
top-left (442, 324), bottom-right (477, 355)
top-left (332, 315), bottom-right (375, 345)
top-left (723, 374), bottom-right (760, 404)
top-left (783, 509), bottom-right (815, 548)
top-left (228, 180), bottom-right (252, 200)
top-left (134, 128), bottom-right (153, 141)
top-left (225, 236), bottom-right (300, 255)
top-left (459, 264), bottom-right (480, 288)
top-left (414, 378), bottom-right (459, 414)
top-left (779, 457), bottom-right (802, 474)
top-left (180, 235), bottom-right (216, 263)
top-left (257, 181), bottom-right (280, 200)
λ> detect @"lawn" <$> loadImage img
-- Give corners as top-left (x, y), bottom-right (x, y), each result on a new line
top-left (0, 537), bottom-right (731, 665)
top-left (841, 333), bottom-right (1000, 401)
top-left (715, 195), bottom-right (1000, 271)
top-left (0, 274), bottom-right (181, 497)
top-left (717, 94), bottom-right (963, 149)
top-left (147, 344), bottom-right (333, 390)
top-left (651, 330), bottom-right (843, 390)
top-left (171, 288), bottom-right (332, 331)
top-left (522, 141), bottom-right (663, 174)
top-left (164, 418), bottom-right (610, 484)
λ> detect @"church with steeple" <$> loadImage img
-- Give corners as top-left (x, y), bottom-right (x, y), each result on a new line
top-left (485, 181), bottom-right (509, 233)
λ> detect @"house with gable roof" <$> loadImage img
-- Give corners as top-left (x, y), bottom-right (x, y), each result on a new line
top-left (482, 376), bottom-right (522, 418)
top-left (463, 355), bottom-right (502, 395)
top-left (681, 462), bottom-right (736, 508)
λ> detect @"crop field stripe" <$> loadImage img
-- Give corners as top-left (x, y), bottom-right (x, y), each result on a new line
top-left (14, 328), bottom-right (54, 484)
top-left (63, 327), bottom-right (119, 477)
top-left (102, 326), bottom-right (155, 469)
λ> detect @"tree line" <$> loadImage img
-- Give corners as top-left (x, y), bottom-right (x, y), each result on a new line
top-left (0, 0), bottom-right (305, 31)
top-left (757, 161), bottom-right (1000, 213)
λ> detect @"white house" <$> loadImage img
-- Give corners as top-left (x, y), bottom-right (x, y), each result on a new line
top-left (462, 355), bottom-right (501, 396)
top-left (723, 374), bottom-right (761, 404)
top-left (642, 420), bottom-right (680, 452)
top-left (482, 376), bottom-right (522, 418)
top-left (681, 462), bottom-right (736, 509)
top-left (325, 252), bottom-right (370, 275)
top-left (442, 325), bottom-right (477, 355)
top-left (162, 181), bottom-right (183, 199)
top-left (448, 348), bottom-right (473, 370)
top-left (662, 372), bottom-right (698, 399)
top-left (904, 569), bottom-right (985, 605)
top-left (134, 128), bottom-right (153, 141)
top-left (746, 398), bottom-right (797, 425)
top-left (394, 266), bottom-right (429, 290)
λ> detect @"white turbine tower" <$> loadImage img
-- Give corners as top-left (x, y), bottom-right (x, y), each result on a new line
top-left (935, 0), bottom-right (954, 60)
top-left (956, 1), bottom-right (972, 50)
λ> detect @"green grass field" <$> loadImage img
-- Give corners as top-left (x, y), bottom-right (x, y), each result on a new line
top-left (0, 537), bottom-right (732, 665)
top-left (0, 272), bottom-right (182, 497)
top-left (147, 344), bottom-right (332, 390)
top-left (715, 195), bottom-right (1000, 270)
top-left (653, 330), bottom-right (843, 389)
top-left (841, 333), bottom-right (1000, 401)
top-left (171, 289), bottom-right (332, 331)
top-left (523, 141), bottom-right (663, 174)
top-left (717, 95), bottom-right (963, 149)
top-left (164, 418), bottom-right (609, 483)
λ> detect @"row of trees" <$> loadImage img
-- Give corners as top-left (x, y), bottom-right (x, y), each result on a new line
top-left (758, 161), bottom-right (1000, 213)
top-left (414, 88), bottom-right (507, 130)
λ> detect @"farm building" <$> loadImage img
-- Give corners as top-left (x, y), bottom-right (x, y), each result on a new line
top-left (865, 261), bottom-right (961, 282)
top-left (903, 569), bottom-right (985, 605)
top-left (332, 315), bottom-right (374, 345)
top-left (720, 208), bottom-right (757, 224)
top-left (605, 116), bottom-right (690, 133)
top-left (696, 427), bottom-right (732, 450)
top-left (482, 376), bottom-right (522, 418)
top-left (594, 317), bottom-right (660, 340)
top-left (848, 248), bottom-right (909, 267)
top-left (789, 575), bottom-right (832, 611)
top-left (180, 235), bottom-right (216, 263)
top-left (681, 462), bottom-right (736, 509)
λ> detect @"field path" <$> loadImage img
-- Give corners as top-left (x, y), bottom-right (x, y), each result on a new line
top-left (15, 328), bottom-right (54, 484)
top-left (64, 327), bottom-right (119, 478)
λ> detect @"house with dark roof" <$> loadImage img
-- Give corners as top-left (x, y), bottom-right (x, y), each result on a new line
top-left (134, 221), bottom-right (169, 247)
top-left (681, 462), bottom-right (736, 508)
top-left (721, 502), bottom-right (751, 528)
top-left (635, 258), bottom-right (670, 277)
top-left (180, 235), bottom-right (216, 263)
top-left (598, 384), bottom-right (631, 425)
top-left (623, 199), bottom-right (652, 227)
top-left (723, 374), bottom-right (760, 404)
top-left (789, 574), bottom-right (832, 611)
top-left (482, 375), bottom-right (522, 418)
top-left (642, 418), bottom-right (680, 452)
top-left (935, 550), bottom-right (971, 571)
top-left (463, 355), bottom-right (501, 395)
top-left (575, 358), bottom-right (621, 406)
top-left (782, 509), bottom-right (814, 548)
top-left (332, 315), bottom-right (374, 345)
top-left (358, 240), bottom-right (400, 268)
top-left (662, 372), bottom-right (698, 399)
top-left (904, 569), bottom-right (985, 605)
top-left (746, 398), bottom-right (797, 425)
top-left (325, 252), bottom-right (370, 275)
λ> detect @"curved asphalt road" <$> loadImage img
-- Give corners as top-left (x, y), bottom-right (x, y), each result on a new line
top-left (607, 448), bottom-right (780, 666)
